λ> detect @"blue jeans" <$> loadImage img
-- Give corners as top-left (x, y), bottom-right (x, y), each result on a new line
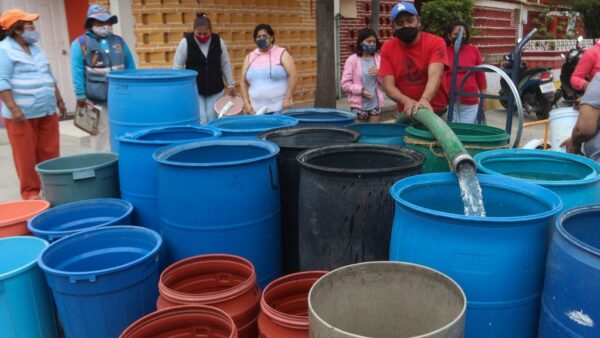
top-left (451, 104), bottom-right (479, 124)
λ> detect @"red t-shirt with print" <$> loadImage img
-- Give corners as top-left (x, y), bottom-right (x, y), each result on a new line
top-left (379, 32), bottom-right (450, 113)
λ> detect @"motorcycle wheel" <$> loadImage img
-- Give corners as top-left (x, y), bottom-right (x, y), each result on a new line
top-left (535, 92), bottom-right (552, 120)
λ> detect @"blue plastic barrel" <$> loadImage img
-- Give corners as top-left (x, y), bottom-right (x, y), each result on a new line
top-left (118, 126), bottom-right (221, 230)
top-left (539, 205), bottom-right (600, 337)
top-left (346, 123), bottom-right (408, 145)
top-left (209, 115), bottom-right (298, 137)
top-left (1, 236), bottom-right (57, 338)
top-left (154, 138), bottom-right (281, 287)
top-left (389, 173), bottom-right (562, 338)
top-left (107, 69), bottom-right (201, 152)
top-left (27, 198), bottom-right (133, 242)
top-left (281, 108), bottom-right (357, 126)
top-left (38, 226), bottom-right (162, 338)
top-left (475, 149), bottom-right (600, 211)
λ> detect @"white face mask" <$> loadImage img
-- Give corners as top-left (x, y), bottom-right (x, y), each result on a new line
top-left (92, 26), bottom-right (110, 38)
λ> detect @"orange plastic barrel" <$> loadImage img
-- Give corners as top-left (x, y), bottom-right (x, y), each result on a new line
top-left (0, 200), bottom-right (50, 237)
top-left (157, 254), bottom-right (260, 338)
top-left (120, 305), bottom-right (238, 338)
top-left (258, 271), bottom-right (326, 338)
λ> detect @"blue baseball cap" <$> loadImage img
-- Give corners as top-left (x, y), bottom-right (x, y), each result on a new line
top-left (391, 2), bottom-right (419, 22)
top-left (84, 5), bottom-right (118, 28)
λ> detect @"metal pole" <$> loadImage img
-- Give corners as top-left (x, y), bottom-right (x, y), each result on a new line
top-left (447, 26), bottom-right (464, 122)
top-left (371, 0), bottom-right (380, 32)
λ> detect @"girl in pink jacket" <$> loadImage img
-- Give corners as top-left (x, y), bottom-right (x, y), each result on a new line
top-left (341, 28), bottom-right (384, 123)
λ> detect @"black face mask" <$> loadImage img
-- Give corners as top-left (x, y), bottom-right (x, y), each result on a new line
top-left (395, 27), bottom-right (419, 44)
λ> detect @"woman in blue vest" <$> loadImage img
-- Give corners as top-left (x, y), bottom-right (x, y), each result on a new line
top-left (173, 12), bottom-right (235, 124)
top-left (70, 5), bottom-right (136, 152)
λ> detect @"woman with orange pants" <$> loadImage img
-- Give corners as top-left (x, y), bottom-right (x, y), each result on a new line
top-left (0, 9), bottom-right (66, 200)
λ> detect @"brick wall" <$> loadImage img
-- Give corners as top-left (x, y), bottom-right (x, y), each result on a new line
top-left (471, 6), bottom-right (519, 66)
top-left (339, 0), bottom-right (397, 75)
top-left (93, 1), bottom-right (110, 9)
top-left (339, 2), bottom-right (519, 69)
top-left (131, 0), bottom-right (317, 105)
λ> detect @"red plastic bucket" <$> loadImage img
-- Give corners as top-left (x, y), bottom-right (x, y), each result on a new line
top-left (120, 305), bottom-right (238, 338)
top-left (157, 254), bottom-right (260, 338)
top-left (258, 271), bottom-right (327, 338)
top-left (0, 200), bottom-right (50, 237)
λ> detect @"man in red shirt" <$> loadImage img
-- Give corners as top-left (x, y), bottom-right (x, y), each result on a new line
top-left (379, 1), bottom-right (449, 117)
top-left (571, 41), bottom-right (600, 91)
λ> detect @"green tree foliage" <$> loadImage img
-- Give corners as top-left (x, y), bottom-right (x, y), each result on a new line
top-left (566, 0), bottom-right (600, 38)
top-left (532, 8), bottom-right (564, 39)
top-left (420, 0), bottom-right (475, 37)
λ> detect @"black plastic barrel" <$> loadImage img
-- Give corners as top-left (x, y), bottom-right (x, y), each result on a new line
top-left (297, 144), bottom-right (424, 270)
top-left (259, 127), bottom-right (360, 274)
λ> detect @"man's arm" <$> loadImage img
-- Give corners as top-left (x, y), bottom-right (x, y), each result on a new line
top-left (571, 50), bottom-right (595, 91)
top-left (382, 75), bottom-right (420, 117)
top-left (419, 62), bottom-right (445, 112)
top-left (564, 104), bottom-right (600, 154)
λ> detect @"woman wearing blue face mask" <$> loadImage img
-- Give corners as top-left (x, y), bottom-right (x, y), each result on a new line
top-left (240, 23), bottom-right (298, 114)
top-left (0, 9), bottom-right (67, 200)
top-left (341, 28), bottom-right (384, 123)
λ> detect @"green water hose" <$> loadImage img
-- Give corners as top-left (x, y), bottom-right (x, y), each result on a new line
top-left (411, 108), bottom-right (475, 172)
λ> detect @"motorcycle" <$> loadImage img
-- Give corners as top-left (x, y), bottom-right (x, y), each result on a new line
top-left (555, 36), bottom-right (585, 102)
top-left (499, 51), bottom-right (556, 120)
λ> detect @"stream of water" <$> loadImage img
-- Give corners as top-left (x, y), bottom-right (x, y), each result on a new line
top-left (456, 162), bottom-right (486, 217)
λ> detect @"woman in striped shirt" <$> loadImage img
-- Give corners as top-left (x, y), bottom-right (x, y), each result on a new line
top-left (0, 9), bottom-right (66, 200)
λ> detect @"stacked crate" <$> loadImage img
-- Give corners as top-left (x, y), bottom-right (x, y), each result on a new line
top-left (93, 1), bottom-right (111, 9)
top-left (132, 0), bottom-right (317, 106)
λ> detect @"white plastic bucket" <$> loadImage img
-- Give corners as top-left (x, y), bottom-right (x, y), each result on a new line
top-left (549, 107), bottom-right (579, 152)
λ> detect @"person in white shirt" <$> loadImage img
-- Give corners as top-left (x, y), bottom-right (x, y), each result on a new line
top-left (173, 12), bottom-right (235, 124)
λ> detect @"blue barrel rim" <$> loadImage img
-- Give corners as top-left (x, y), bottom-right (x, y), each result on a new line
top-left (308, 261), bottom-right (467, 336)
top-left (208, 115), bottom-right (299, 133)
top-left (153, 138), bottom-right (280, 168)
top-left (281, 108), bottom-right (357, 122)
top-left (117, 125), bottom-right (222, 146)
top-left (475, 149), bottom-right (600, 186)
top-left (391, 172), bottom-right (563, 223)
top-left (0, 236), bottom-right (48, 280)
top-left (35, 152), bottom-right (118, 175)
top-left (259, 125), bottom-right (361, 150)
top-left (37, 225), bottom-right (162, 278)
top-left (298, 143), bottom-right (425, 176)
top-left (556, 205), bottom-right (600, 257)
top-left (27, 198), bottom-right (134, 241)
top-left (107, 69), bottom-right (198, 81)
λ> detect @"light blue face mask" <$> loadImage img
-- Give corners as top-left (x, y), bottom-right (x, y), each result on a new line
top-left (21, 30), bottom-right (39, 44)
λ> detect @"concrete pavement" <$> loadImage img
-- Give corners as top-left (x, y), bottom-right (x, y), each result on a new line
top-left (0, 101), bottom-right (549, 203)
